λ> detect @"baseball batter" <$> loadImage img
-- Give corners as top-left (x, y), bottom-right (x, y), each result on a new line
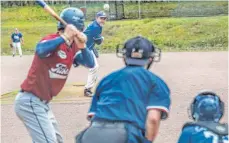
top-left (11, 28), bottom-right (23, 57)
top-left (76, 36), bottom-right (171, 143)
top-left (83, 11), bottom-right (107, 97)
top-left (14, 8), bottom-right (94, 143)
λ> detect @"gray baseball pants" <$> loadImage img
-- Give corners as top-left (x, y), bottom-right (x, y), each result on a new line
top-left (76, 120), bottom-right (127, 143)
top-left (14, 91), bottom-right (63, 143)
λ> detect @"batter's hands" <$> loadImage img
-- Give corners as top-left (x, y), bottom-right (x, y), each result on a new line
top-left (73, 33), bottom-right (86, 49)
top-left (62, 24), bottom-right (79, 45)
top-left (62, 24), bottom-right (86, 49)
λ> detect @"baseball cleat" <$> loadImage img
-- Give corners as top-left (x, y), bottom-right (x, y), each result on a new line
top-left (84, 89), bottom-right (93, 97)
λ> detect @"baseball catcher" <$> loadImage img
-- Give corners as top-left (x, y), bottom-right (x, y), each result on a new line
top-left (177, 91), bottom-right (228, 143)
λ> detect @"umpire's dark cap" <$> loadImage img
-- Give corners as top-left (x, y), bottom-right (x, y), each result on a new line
top-left (124, 36), bottom-right (155, 66)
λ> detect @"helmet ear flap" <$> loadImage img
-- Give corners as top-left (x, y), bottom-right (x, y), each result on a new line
top-left (146, 44), bottom-right (161, 70)
top-left (190, 96), bottom-right (197, 120)
top-left (116, 44), bottom-right (126, 58)
top-left (205, 91), bottom-right (224, 119)
top-left (217, 96), bottom-right (224, 120)
top-left (211, 93), bottom-right (224, 120)
top-left (151, 47), bottom-right (161, 63)
top-left (220, 101), bottom-right (224, 119)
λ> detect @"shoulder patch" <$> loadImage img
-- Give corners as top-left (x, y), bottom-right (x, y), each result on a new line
top-left (216, 124), bottom-right (227, 133)
top-left (183, 122), bottom-right (228, 136)
top-left (58, 50), bottom-right (67, 59)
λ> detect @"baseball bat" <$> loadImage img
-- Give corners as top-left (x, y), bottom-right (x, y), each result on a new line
top-left (35, 0), bottom-right (86, 43)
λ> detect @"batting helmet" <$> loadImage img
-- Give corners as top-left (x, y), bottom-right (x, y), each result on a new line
top-left (190, 90), bottom-right (224, 122)
top-left (57, 7), bottom-right (85, 31)
top-left (116, 36), bottom-right (161, 69)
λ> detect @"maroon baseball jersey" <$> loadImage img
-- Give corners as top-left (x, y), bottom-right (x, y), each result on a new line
top-left (21, 33), bottom-right (79, 101)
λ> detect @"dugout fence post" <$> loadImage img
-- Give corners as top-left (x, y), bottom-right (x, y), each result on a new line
top-left (138, 0), bottom-right (141, 19)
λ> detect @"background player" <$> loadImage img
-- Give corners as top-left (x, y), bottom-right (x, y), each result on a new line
top-left (177, 91), bottom-right (228, 143)
top-left (14, 7), bottom-right (94, 143)
top-left (11, 28), bottom-right (24, 57)
top-left (83, 11), bottom-right (107, 97)
top-left (76, 36), bottom-right (171, 143)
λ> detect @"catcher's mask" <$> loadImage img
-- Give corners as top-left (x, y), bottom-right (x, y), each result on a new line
top-left (116, 36), bottom-right (161, 70)
top-left (188, 90), bottom-right (224, 122)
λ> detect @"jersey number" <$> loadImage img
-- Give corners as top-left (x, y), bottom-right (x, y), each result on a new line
top-left (204, 131), bottom-right (228, 143)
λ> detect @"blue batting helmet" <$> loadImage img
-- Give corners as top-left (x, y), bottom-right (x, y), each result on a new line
top-left (57, 7), bottom-right (85, 31)
top-left (190, 91), bottom-right (224, 122)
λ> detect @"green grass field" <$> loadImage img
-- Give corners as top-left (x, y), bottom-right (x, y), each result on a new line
top-left (1, 3), bottom-right (228, 55)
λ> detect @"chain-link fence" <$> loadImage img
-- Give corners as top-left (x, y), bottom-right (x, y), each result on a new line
top-left (68, 1), bottom-right (124, 21)
top-left (68, 1), bottom-right (228, 21)
top-left (1, 1), bottom-right (227, 21)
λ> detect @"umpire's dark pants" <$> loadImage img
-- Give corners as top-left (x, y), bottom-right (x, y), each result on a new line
top-left (78, 121), bottom-right (127, 143)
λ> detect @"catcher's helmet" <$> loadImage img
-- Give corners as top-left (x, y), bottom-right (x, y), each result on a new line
top-left (190, 90), bottom-right (224, 122)
top-left (116, 36), bottom-right (161, 69)
top-left (57, 7), bottom-right (85, 31)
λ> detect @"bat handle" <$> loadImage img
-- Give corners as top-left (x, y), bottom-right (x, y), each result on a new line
top-left (58, 18), bottom-right (68, 26)
top-left (36, 0), bottom-right (67, 26)
top-left (36, 0), bottom-right (46, 8)
top-left (36, 0), bottom-right (84, 43)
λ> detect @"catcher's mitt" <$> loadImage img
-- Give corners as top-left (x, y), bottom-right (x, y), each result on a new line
top-left (10, 43), bottom-right (13, 48)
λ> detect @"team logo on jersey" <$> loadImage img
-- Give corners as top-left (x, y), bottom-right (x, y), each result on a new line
top-left (49, 63), bottom-right (69, 79)
top-left (58, 50), bottom-right (67, 59)
top-left (216, 125), bottom-right (226, 133)
top-left (14, 35), bottom-right (19, 40)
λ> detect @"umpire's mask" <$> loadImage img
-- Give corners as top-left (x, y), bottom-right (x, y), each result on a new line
top-left (116, 36), bottom-right (161, 70)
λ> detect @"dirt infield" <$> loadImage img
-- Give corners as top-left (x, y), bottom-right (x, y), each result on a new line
top-left (1, 52), bottom-right (228, 143)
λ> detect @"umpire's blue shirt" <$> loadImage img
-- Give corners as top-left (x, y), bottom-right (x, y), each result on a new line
top-left (178, 125), bottom-right (229, 143)
top-left (83, 20), bottom-right (103, 50)
top-left (88, 66), bottom-right (171, 142)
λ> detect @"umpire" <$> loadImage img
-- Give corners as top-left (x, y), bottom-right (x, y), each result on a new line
top-left (76, 36), bottom-right (171, 143)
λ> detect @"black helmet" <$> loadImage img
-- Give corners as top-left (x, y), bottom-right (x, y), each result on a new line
top-left (116, 36), bottom-right (161, 69)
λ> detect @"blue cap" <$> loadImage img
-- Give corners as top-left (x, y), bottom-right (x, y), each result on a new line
top-left (124, 36), bottom-right (155, 66)
top-left (96, 11), bottom-right (107, 18)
